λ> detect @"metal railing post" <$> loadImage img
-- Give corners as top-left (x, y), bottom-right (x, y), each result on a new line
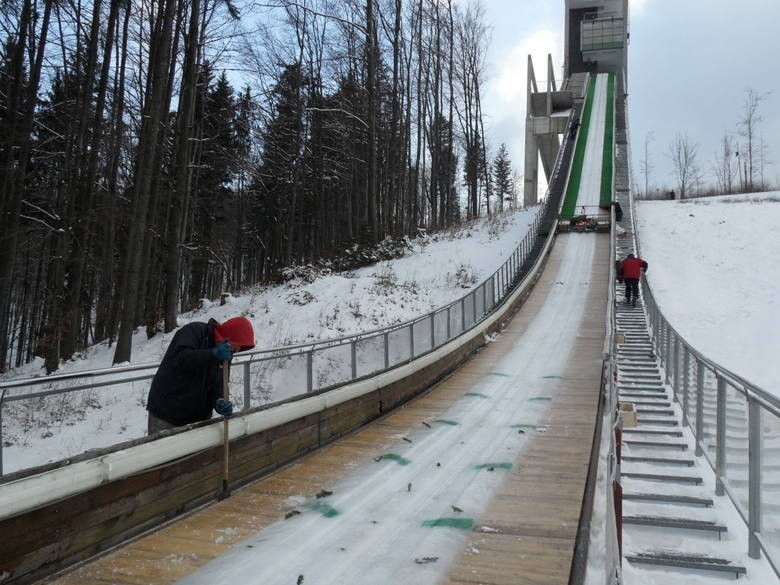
top-left (748, 397), bottom-right (762, 559)
top-left (430, 314), bottom-right (436, 350)
top-left (715, 374), bottom-right (727, 496)
top-left (446, 306), bottom-right (452, 339)
top-left (695, 361), bottom-right (705, 456)
top-left (0, 392), bottom-right (4, 475)
top-left (664, 323), bottom-right (672, 385)
top-left (351, 340), bottom-right (358, 378)
top-left (306, 351), bottom-right (314, 393)
top-left (682, 346), bottom-right (690, 426)
top-left (672, 336), bottom-right (680, 402)
top-left (384, 331), bottom-right (390, 369)
top-left (409, 325), bottom-right (415, 360)
top-left (472, 290), bottom-right (477, 324)
top-left (243, 362), bottom-right (251, 411)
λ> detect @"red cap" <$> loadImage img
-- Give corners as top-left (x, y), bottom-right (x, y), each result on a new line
top-left (214, 317), bottom-right (255, 351)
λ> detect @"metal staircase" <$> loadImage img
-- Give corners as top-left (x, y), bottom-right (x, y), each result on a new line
top-left (614, 215), bottom-right (748, 579)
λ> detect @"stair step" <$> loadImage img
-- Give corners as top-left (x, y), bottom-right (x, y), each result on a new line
top-left (623, 515), bottom-right (727, 535)
top-left (623, 440), bottom-right (688, 450)
top-left (621, 381), bottom-right (663, 386)
top-left (624, 552), bottom-right (746, 577)
top-left (630, 400), bottom-right (671, 407)
top-left (622, 492), bottom-right (713, 506)
top-left (636, 418), bottom-right (679, 426)
top-left (623, 429), bottom-right (683, 437)
top-left (635, 408), bottom-right (674, 415)
top-left (620, 395), bottom-right (668, 402)
top-left (621, 456), bottom-right (694, 467)
top-left (621, 472), bottom-right (702, 485)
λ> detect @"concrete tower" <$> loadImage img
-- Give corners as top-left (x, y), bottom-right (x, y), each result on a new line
top-left (522, 0), bottom-right (628, 208)
top-left (564, 0), bottom-right (628, 78)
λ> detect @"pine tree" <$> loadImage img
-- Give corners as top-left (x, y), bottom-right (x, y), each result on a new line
top-left (492, 143), bottom-right (513, 212)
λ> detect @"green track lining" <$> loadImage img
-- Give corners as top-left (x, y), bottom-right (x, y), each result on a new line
top-left (561, 73), bottom-right (616, 217)
top-left (561, 76), bottom-right (596, 218)
top-left (600, 73), bottom-right (615, 206)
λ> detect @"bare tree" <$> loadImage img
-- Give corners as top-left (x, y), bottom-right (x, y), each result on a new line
top-left (113, 0), bottom-right (179, 364)
top-left (639, 131), bottom-right (654, 197)
top-left (668, 132), bottom-right (699, 199)
top-left (453, 0), bottom-right (490, 220)
top-left (738, 88), bottom-right (768, 192)
top-left (712, 130), bottom-right (737, 194)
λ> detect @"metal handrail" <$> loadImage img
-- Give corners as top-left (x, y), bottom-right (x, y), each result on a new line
top-left (1, 183), bottom-right (566, 475)
top-left (637, 226), bottom-right (780, 575)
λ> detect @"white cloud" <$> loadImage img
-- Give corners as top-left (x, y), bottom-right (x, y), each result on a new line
top-left (492, 28), bottom-right (561, 108)
top-left (629, 0), bottom-right (651, 15)
top-left (483, 28), bottom-right (562, 167)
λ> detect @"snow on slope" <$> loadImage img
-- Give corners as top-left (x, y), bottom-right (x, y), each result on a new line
top-left (0, 209), bottom-right (536, 474)
top-left (636, 191), bottom-right (780, 394)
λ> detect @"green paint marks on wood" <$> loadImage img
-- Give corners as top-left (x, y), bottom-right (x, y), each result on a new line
top-left (377, 453), bottom-right (411, 466)
top-left (511, 424), bottom-right (537, 429)
top-left (530, 396), bottom-right (552, 401)
top-left (422, 517), bottom-right (475, 530)
top-left (474, 462), bottom-right (512, 471)
top-left (464, 392), bottom-right (488, 398)
top-left (307, 500), bottom-right (340, 518)
top-left (542, 375), bottom-right (562, 379)
top-left (490, 372), bottom-right (511, 377)
top-left (434, 419), bottom-right (460, 426)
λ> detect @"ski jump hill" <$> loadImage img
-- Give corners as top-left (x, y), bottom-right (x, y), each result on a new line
top-left (3, 1), bottom-right (778, 583)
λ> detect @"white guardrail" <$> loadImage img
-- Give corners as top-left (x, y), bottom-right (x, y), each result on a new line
top-left (0, 213), bottom-right (563, 519)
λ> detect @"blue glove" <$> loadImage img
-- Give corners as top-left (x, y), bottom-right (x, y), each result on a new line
top-left (212, 339), bottom-right (232, 363)
top-left (215, 398), bottom-right (233, 417)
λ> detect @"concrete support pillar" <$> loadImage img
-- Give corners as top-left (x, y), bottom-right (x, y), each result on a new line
top-left (524, 130), bottom-right (539, 208)
top-left (523, 54), bottom-right (570, 208)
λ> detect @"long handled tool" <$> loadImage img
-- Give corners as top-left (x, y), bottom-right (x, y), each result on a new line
top-left (221, 361), bottom-right (231, 498)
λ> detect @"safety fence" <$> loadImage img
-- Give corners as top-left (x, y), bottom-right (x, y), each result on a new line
top-left (0, 192), bottom-right (563, 477)
top-left (642, 279), bottom-right (780, 575)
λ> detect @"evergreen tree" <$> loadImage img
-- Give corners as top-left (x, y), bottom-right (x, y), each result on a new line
top-left (492, 143), bottom-right (512, 211)
top-left (248, 62), bottom-right (309, 278)
top-left (187, 65), bottom-right (241, 305)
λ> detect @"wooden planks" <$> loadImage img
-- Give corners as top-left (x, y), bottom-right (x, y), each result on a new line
top-left (445, 233), bottom-right (609, 585)
top-left (44, 234), bottom-right (608, 585)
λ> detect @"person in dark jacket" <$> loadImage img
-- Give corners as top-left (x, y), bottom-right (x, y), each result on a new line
top-left (146, 316), bottom-right (255, 434)
top-left (619, 253), bottom-right (648, 307)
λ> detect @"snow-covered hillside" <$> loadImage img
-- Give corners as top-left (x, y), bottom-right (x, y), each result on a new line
top-left (2, 192), bottom-right (777, 476)
top-left (1, 209), bottom-right (536, 473)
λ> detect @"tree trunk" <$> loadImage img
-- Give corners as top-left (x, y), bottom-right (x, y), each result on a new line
top-left (113, 0), bottom-right (177, 364)
top-left (164, 0), bottom-right (202, 332)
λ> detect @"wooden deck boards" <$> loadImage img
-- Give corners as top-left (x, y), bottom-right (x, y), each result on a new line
top-left (44, 233), bottom-right (608, 585)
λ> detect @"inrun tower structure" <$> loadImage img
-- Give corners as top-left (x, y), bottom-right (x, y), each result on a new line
top-left (523, 0), bottom-right (628, 208)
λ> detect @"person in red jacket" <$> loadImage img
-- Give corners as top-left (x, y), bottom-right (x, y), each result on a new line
top-left (618, 253), bottom-right (648, 307)
top-left (146, 316), bottom-right (255, 434)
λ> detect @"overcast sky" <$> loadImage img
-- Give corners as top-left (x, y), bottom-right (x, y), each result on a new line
top-left (479, 0), bottom-right (780, 194)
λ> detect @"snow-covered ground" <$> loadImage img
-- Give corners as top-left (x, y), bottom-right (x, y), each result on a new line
top-left (636, 191), bottom-right (780, 393)
top-left (2, 191), bottom-right (778, 584)
top-left (175, 233), bottom-right (599, 585)
top-left (0, 210), bottom-right (537, 474)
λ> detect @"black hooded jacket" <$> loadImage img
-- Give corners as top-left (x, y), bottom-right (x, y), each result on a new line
top-left (147, 318), bottom-right (223, 426)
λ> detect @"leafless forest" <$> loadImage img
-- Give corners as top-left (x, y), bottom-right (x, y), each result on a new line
top-left (0, 0), bottom-right (518, 371)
